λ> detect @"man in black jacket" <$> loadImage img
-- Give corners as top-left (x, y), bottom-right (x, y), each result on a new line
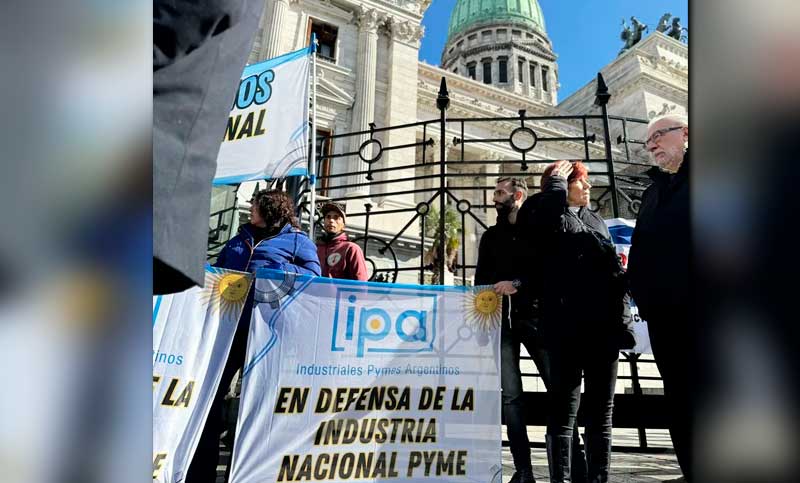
top-left (628, 114), bottom-right (691, 482)
top-left (475, 177), bottom-right (586, 483)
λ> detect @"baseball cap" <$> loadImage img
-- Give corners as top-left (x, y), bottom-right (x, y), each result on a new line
top-left (319, 202), bottom-right (346, 221)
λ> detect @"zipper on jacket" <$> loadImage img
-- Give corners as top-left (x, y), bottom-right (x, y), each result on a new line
top-left (243, 227), bottom-right (285, 271)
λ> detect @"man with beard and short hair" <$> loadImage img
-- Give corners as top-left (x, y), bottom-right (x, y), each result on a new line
top-left (475, 177), bottom-right (587, 483)
top-left (316, 202), bottom-right (368, 281)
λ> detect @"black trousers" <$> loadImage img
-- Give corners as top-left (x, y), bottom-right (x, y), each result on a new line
top-left (647, 312), bottom-right (694, 481)
top-left (547, 343), bottom-right (618, 479)
top-left (547, 346), bottom-right (619, 437)
top-left (185, 309), bottom-right (251, 482)
top-left (502, 319), bottom-right (587, 480)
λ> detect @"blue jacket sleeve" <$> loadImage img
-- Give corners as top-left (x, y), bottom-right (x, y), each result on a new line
top-left (213, 246), bottom-right (228, 268)
top-left (213, 236), bottom-right (237, 269)
top-left (285, 233), bottom-right (322, 276)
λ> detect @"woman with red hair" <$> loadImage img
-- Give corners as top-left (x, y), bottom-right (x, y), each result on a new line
top-left (521, 160), bottom-right (634, 483)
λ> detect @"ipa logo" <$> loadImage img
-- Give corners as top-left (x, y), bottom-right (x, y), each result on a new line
top-left (331, 289), bottom-right (437, 357)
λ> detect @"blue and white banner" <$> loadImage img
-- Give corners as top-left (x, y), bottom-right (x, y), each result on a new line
top-left (230, 270), bottom-right (503, 483)
top-left (606, 218), bottom-right (652, 354)
top-left (214, 46), bottom-right (312, 184)
top-left (152, 266), bottom-right (253, 482)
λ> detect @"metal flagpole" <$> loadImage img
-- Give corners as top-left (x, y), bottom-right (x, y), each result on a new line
top-left (308, 34), bottom-right (318, 240)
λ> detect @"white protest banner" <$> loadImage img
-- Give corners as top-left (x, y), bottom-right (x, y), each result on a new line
top-left (606, 218), bottom-right (651, 354)
top-left (153, 266), bottom-right (253, 482)
top-left (213, 45), bottom-right (311, 184)
top-left (230, 270), bottom-right (503, 483)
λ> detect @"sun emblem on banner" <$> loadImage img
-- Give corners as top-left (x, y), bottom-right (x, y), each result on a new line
top-left (464, 286), bottom-right (501, 331)
top-left (201, 268), bottom-right (252, 320)
top-left (254, 271), bottom-right (298, 309)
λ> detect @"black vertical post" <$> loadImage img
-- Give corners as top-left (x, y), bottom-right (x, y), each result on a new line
top-left (581, 117), bottom-right (590, 161)
top-left (621, 118), bottom-right (632, 162)
top-left (436, 77), bottom-right (450, 285)
top-left (420, 213), bottom-right (426, 284)
top-left (363, 202), bottom-right (372, 254)
top-left (461, 210), bottom-right (466, 284)
top-left (594, 73), bottom-right (620, 217)
top-left (232, 183), bottom-right (241, 240)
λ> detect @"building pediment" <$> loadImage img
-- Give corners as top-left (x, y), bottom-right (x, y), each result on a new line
top-left (317, 76), bottom-right (354, 108)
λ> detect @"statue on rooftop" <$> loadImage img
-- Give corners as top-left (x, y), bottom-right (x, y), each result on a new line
top-left (667, 17), bottom-right (688, 42)
top-left (619, 16), bottom-right (648, 55)
top-left (656, 13), bottom-right (671, 33)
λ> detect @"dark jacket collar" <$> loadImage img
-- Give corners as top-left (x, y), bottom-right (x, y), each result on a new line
top-left (320, 231), bottom-right (348, 244)
top-left (647, 150), bottom-right (689, 183)
top-left (240, 223), bottom-right (293, 244)
top-left (494, 213), bottom-right (510, 225)
top-left (495, 209), bottom-right (525, 228)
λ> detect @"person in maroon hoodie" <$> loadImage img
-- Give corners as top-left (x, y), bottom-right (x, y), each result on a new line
top-left (316, 202), bottom-right (368, 281)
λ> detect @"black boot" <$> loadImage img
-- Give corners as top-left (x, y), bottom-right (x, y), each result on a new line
top-left (509, 467), bottom-right (535, 483)
top-left (571, 431), bottom-right (588, 483)
top-left (546, 434), bottom-right (572, 483)
top-left (585, 434), bottom-right (612, 483)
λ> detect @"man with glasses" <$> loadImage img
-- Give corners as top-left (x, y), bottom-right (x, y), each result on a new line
top-left (476, 177), bottom-right (587, 483)
top-left (628, 114), bottom-right (691, 482)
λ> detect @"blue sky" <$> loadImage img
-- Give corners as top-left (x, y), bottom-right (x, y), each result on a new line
top-left (420, 0), bottom-right (688, 100)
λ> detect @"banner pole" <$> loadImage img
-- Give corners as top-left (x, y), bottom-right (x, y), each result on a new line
top-left (308, 35), bottom-right (318, 240)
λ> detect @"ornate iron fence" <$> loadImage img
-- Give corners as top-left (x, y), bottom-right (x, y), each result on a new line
top-left (296, 73), bottom-right (652, 286)
top-left (212, 73), bottom-right (668, 450)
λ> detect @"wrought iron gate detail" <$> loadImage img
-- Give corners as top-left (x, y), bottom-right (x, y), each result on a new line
top-left (298, 73), bottom-right (652, 287)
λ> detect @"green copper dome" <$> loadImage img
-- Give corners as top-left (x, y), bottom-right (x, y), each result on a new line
top-left (447, 0), bottom-right (547, 40)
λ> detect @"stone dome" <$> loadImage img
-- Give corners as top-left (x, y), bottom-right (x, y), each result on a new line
top-left (447, 0), bottom-right (547, 41)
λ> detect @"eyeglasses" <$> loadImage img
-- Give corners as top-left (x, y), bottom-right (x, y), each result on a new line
top-left (644, 126), bottom-right (684, 148)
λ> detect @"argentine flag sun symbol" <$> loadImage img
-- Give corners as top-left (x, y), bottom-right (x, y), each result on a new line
top-left (464, 286), bottom-right (502, 332)
top-left (200, 267), bottom-right (251, 319)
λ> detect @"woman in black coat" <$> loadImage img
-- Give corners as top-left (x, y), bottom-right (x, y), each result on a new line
top-left (524, 160), bottom-right (634, 483)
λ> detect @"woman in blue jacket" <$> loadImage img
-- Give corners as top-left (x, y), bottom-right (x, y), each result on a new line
top-left (215, 189), bottom-right (320, 275)
top-left (187, 189), bottom-right (320, 482)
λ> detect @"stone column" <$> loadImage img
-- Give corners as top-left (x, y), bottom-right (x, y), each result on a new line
top-left (523, 59), bottom-right (531, 97)
top-left (481, 154), bottom-right (500, 225)
top-left (533, 63), bottom-right (542, 101)
top-left (549, 68), bottom-right (558, 104)
top-left (377, 18), bottom-right (424, 206)
top-left (425, 133), bottom-right (441, 191)
top-left (509, 53), bottom-right (517, 93)
top-left (261, 0), bottom-right (294, 60)
top-left (346, 7), bottom-right (382, 197)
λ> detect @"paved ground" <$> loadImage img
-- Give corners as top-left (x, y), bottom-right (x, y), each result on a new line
top-left (498, 428), bottom-right (681, 482)
top-left (216, 427), bottom-right (681, 482)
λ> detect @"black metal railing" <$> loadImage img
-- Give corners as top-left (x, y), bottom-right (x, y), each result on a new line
top-left (297, 73), bottom-right (652, 288)
top-left (213, 72), bottom-right (663, 449)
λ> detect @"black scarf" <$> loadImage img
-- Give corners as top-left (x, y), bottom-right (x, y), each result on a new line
top-left (249, 224), bottom-right (279, 243)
